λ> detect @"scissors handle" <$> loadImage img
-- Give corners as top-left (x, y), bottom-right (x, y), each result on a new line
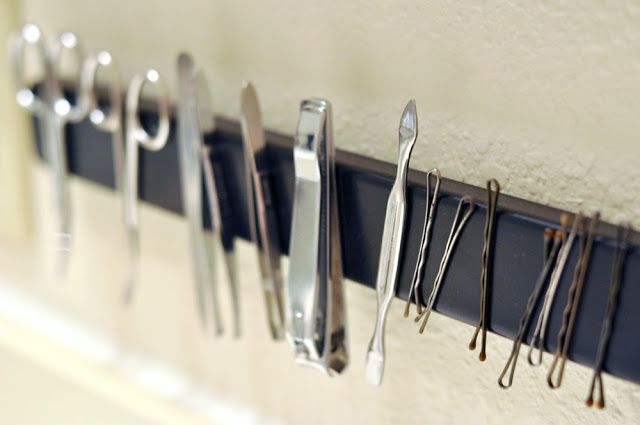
top-left (123, 69), bottom-right (170, 300)
top-left (80, 51), bottom-right (124, 191)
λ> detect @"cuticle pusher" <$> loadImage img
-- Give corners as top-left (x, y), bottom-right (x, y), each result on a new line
top-left (366, 99), bottom-right (418, 386)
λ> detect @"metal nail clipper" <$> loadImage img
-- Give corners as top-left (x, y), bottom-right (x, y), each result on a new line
top-left (177, 52), bottom-right (241, 336)
top-left (366, 99), bottom-right (418, 386)
top-left (285, 99), bottom-right (348, 375)
top-left (240, 82), bottom-right (285, 339)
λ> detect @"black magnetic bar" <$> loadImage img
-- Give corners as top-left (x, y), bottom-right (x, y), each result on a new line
top-left (32, 111), bottom-right (640, 386)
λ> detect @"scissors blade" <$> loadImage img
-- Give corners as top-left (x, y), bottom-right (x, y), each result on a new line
top-left (240, 82), bottom-right (285, 339)
top-left (44, 111), bottom-right (73, 277)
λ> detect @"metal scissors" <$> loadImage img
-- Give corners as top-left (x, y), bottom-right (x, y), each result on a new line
top-left (123, 69), bottom-right (170, 303)
top-left (10, 24), bottom-right (88, 275)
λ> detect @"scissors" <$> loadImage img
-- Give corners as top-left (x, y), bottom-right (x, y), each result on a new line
top-left (11, 24), bottom-right (88, 275)
top-left (122, 69), bottom-right (170, 303)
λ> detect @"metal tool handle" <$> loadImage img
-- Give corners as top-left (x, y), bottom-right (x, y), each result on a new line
top-left (241, 82), bottom-right (286, 339)
top-left (287, 102), bottom-right (325, 358)
top-left (80, 51), bottom-right (124, 191)
top-left (123, 69), bottom-right (170, 301)
top-left (124, 70), bottom-right (170, 230)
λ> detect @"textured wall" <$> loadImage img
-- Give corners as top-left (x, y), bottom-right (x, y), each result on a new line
top-left (2, 168), bottom-right (639, 425)
top-left (18, 0), bottom-right (640, 225)
top-left (4, 1), bottom-right (640, 424)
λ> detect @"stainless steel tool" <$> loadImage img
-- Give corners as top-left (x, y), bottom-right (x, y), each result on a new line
top-left (11, 24), bottom-right (88, 275)
top-left (240, 82), bottom-right (285, 340)
top-left (286, 99), bottom-right (348, 375)
top-left (123, 69), bottom-right (170, 303)
top-left (79, 50), bottom-right (124, 193)
top-left (177, 52), bottom-right (241, 336)
top-left (366, 99), bottom-right (418, 386)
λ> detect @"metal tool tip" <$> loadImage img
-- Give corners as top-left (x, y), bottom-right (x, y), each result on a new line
top-left (242, 80), bottom-right (256, 96)
top-left (241, 81), bottom-right (259, 112)
top-left (365, 350), bottom-right (384, 386)
top-left (399, 99), bottom-right (417, 141)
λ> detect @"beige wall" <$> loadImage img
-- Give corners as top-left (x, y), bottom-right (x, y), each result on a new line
top-left (0, 0), bottom-right (31, 243)
top-left (1, 1), bottom-right (640, 424)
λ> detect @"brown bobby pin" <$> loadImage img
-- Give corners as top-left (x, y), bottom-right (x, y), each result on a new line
top-left (469, 179), bottom-right (500, 361)
top-left (586, 223), bottom-right (631, 409)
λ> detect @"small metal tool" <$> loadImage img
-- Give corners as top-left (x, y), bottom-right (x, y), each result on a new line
top-left (404, 169), bottom-right (441, 318)
top-left (123, 69), bottom-right (170, 303)
top-left (11, 24), bottom-right (88, 275)
top-left (469, 179), bottom-right (500, 361)
top-left (240, 82), bottom-right (285, 340)
top-left (548, 212), bottom-right (600, 389)
top-left (79, 50), bottom-right (124, 193)
top-left (415, 195), bottom-right (475, 333)
top-left (586, 223), bottom-right (631, 409)
top-left (177, 52), bottom-right (238, 335)
top-left (286, 98), bottom-right (347, 375)
top-left (528, 213), bottom-right (580, 366)
top-left (498, 228), bottom-right (562, 389)
top-left (366, 99), bottom-right (418, 386)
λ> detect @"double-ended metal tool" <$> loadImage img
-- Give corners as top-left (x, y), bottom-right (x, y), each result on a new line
top-left (240, 82), bottom-right (285, 340)
top-left (286, 99), bottom-right (348, 375)
top-left (177, 52), bottom-right (240, 336)
top-left (366, 99), bottom-right (418, 386)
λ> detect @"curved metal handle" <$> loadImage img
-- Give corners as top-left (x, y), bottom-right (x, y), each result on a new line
top-left (50, 31), bottom-right (87, 123)
top-left (122, 69), bottom-right (170, 302)
top-left (11, 23), bottom-right (48, 112)
top-left (125, 70), bottom-right (170, 152)
top-left (80, 50), bottom-right (124, 191)
top-left (81, 50), bottom-right (122, 132)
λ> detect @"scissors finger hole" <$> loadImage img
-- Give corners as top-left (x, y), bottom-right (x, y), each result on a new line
top-left (11, 24), bottom-right (47, 109)
top-left (83, 51), bottom-right (122, 132)
top-left (126, 69), bottom-right (170, 151)
top-left (52, 32), bottom-right (86, 119)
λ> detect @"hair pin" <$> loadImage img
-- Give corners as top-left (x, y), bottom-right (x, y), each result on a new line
top-left (527, 213), bottom-right (580, 366)
top-left (415, 195), bottom-right (476, 333)
top-left (468, 179), bottom-right (500, 361)
top-left (404, 169), bottom-right (441, 318)
top-left (547, 212), bottom-right (600, 389)
top-left (585, 223), bottom-right (631, 408)
top-left (498, 228), bottom-right (562, 389)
